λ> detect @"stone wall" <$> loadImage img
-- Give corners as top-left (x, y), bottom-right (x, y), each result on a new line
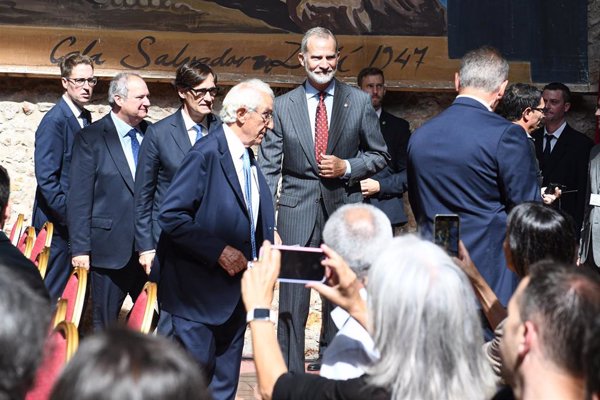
top-left (1, 75), bottom-right (598, 234)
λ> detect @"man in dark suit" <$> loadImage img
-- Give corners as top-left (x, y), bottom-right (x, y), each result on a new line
top-left (32, 54), bottom-right (95, 299)
top-left (157, 79), bottom-right (276, 400)
top-left (0, 165), bottom-right (49, 299)
top-left (68, 73), bottom-right (151, 330)
top-left (408, 47), bottom-right (540, 314)
top-left (357, 67), bottom-right (411, 233)
top-left (134, 61), bottom-right (221, 335)
top-left (532, 82), bottom-right (593, 234)
top-left (258, 27), bottom-right (388, 373)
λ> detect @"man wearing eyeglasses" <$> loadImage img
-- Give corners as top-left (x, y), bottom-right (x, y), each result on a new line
top-left (134, 61), bottom-right (221, 336)
top-left (32, 53), bottom-right (96, 300)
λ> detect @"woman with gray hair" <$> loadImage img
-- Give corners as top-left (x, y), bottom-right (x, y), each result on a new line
top-left (242, 236), bottom-right (496, 400)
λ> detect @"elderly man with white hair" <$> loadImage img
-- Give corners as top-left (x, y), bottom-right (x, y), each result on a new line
top-left (319, 203), bottom-right (392, 379)
top-left (157, 79), bottom-right (276, 400)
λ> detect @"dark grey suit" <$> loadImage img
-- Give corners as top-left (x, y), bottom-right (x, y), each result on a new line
top-left (258, 79), bottom-right (388, 372)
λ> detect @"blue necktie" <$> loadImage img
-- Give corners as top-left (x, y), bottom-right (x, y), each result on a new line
top-left (193, 124), bottom-right (204, 143)
top-left (242, 150), bottom-right (257, 260)
top-left (127, 128), bottom-right (140, 167)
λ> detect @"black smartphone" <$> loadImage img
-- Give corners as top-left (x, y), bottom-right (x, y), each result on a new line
top-left (434, 214), bottom-right (460, 257)
top-left (544, 183), bottom-right (566, 194)
top-left (273, 245), bottom-right (326, 284)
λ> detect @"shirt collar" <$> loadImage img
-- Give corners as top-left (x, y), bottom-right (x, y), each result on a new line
top-left (305, 79), bottom-right (335, 100)
top-left (222, 124), bottom-right (247, 161)
top-left (375, 107), bottom-right (382, 118)
top-left (62, 93), bottom-right (84, 118)
top-left (110, 111), bottom-right (138, 138)
top-left (181, 108), bottom-right (209, 132)
top-left (544, 121), bottom-right (567, 139)
top-left (456, 94), bottom-right (493, 112)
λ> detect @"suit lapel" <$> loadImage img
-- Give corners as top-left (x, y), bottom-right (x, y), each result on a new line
top-left (546, 126), bottom-right (571, 176)
top-left (593, 150), bottom-right (600, 195)
top-left (102, 116), bottom-right (135, 193)
top-left (58, 98), bottom-right (84, 136)
top-left (289, 85), bottom-right (319, 171)
top-left (171, 109), bottom-right (192, 155)
top-left (328, 80), bottom-right (349, 154)
top-left (217, 130), bottom-right (247, 213)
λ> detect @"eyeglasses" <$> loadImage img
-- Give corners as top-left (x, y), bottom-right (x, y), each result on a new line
top-left (66, 77), bottom-right (98, 87)
top-left (188, 87), bottom-right (219, 98)
top-left (250, 109), bottom-right (273, 122)
top-left (531, 107), bottom-right (548, 114)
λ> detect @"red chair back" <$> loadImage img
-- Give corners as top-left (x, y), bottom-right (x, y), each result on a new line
top-left (30, 222), bottom-right (53, 262)
top-left (59, 267), bottom-right (88, 327)
top-left (25, 321), bottom-right (78, 400)
top-left (8, 213), bottom-right (24, 245)
top-left (127, 281), bottom-right (157, 334)
top-left (17, 226), bottom-right (35, 255)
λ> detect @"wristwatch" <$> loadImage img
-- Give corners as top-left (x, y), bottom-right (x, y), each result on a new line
top-left (246, 308), bottom-right (276, 323)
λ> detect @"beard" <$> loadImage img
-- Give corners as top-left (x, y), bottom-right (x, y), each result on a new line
top-left (305, 63), bottom-right (336, 86)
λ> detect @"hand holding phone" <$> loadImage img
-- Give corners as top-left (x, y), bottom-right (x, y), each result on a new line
top-left (434, 214), bottom-right (460, 257)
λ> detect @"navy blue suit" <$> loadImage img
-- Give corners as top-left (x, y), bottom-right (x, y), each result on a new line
top-left (157, 126), bottom-right (275, 400)
top-left (365, 110), bottom-right (411, 225)
top-left (408, 97), bottom-right (541, 309)
top-left (32, 97), bottom-right (86, 299)
top-left (67, 114), bottom-right (149, 328)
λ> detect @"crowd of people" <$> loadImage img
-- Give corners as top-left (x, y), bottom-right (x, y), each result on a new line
top-left (1, 25), bottom-right (599, 400)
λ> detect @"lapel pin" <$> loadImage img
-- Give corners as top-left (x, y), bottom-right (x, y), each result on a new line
top-left (382, 121), bottom-right (387, 126)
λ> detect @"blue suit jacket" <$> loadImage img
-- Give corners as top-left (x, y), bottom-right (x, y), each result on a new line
top-left (32, 97), bottom-right (82, 232)
top-left (157, 127), bottom-right (275, 325)
top-left (365, 110), bottom-right (411, 225)
top-left (134, 108), bottom-right (222, 252)
top-left (67, 114), bottom-right (150, 269)
top-left (408, 97), bottom-right (541, 306)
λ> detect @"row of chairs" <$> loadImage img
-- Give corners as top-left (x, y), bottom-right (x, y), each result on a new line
top-left (10, 214), bottom-right (52, 278)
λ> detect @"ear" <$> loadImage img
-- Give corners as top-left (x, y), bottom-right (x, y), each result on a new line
top-left (236, 107), bottom-right (248, 123)
top-left (177, 87), bottom-right (187, 101)
top-left (520, 321), bottom-right (538, 357)
top-left (454, 72), bottom-right (460, 91)
top-left (61, 77), bottom-right (69, 91)
top-left (113, 94), bottom-right (125, 108)
top-left (564, 101), bottom-right (571, 113)
top-left (298, 52), bottom-right (305, 67)
top-left (521, 108), bottom-right (532, 122)
top-left (498, 80), bottom-right (509, 98)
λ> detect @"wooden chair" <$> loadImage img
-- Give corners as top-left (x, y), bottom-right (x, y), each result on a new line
top-left (29, 222), bottom-right (53, 262)
top-left (17, 226), bottom-right (35, 256)
top-left (25, 321), bottom-right (79, 400)
top-left (8, 213), bottom-right (24, 245)
top-left (34, 246), bottom-right (50, 279)
top-left (126, 281), bottom-right (158, 334)
top-left (52, 299), bottom-right (68, 328)
top-left (59, 267), bottom-right (88, 328)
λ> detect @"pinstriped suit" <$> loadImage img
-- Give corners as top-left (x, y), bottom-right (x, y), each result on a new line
top-left (258, 79), bottom-right (388, 372)
top-left (580, 144), bottom-right (600, 269)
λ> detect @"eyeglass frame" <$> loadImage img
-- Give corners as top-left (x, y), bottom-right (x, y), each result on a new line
top-left (530, 107), bottom-right (548, 114)
top-left (188, 86), bottom-right (220, 98)
top-left (249, 109), bottom-right (273, 122)
top-left (65, 77), bottom-right (98, 87)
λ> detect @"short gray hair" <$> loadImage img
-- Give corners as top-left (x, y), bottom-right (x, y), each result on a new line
top-left (108, 72), bottom-right (142, 106)
top-left (322, 204), bottom-right (392, 280)
top-left (366, 235), bottom-right (496, 399)
top-left (458, 46), bottom-right (509, 93)
top-left (219, 79), bottom-right (274, 124)
top-left (300, 27), bottom-right (338, 54)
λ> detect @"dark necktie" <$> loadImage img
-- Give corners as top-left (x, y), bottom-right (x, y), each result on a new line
top-left (314, 92), bottom-right (329, 163)
top-left (126, 128), bottom-right (140, 167)
top-left (242, 149), bottom-right (257, 260)
top-left (81, 110), bottom-right (91, 127)
top-left (193, 124), bottom-right (204, 143)
top-left (543, 134), bottom-right (555, 165)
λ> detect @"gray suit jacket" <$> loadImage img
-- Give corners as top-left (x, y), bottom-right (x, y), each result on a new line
top-left (258, 79), bottom-right (388, 246)
top-left (579, 143), bottom-right (600, 266)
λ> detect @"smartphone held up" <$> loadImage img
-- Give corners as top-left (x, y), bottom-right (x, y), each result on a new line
top-left (434, 214), bottom-right (460, 257)
top-left (272, 245), bottom-right (326, 284)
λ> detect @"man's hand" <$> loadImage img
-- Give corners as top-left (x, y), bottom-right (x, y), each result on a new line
top-left (318, 154), bottom-right (347, 178)
top-left (360, 178), bottom-right (380, 198)
top-left (218, 245), bottom-right (248, 277)
top-left (241, 241), bottom-right (280, 310)
top-left (139, 251), bottom-right (155, 275)
top-left (541, 186), bottom-right (562, 205)
top-left (72, 255), bottom-right (90, 270)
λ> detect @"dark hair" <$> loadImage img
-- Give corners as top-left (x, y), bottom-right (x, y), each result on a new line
top-left (60, 54), bottom-right (94, 78)
top-left (506, 202), bottom-right (576, 278)
top-left (0, 266), bottom-right (51, 399)
top-left (0, 166), bottom-right (9, 217)
top-left (50, 327), bottom-right (211, 400)
top-left (357, 67), bottom-right (384, 87)
top-left (496, 83), bottom-right (542, 122)
top-left (174, 61), bottom-right (216, 94)
top-left (543, 82), bottom-right (572, 104)
top-left (520, 261), bottom-right (600, 376)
